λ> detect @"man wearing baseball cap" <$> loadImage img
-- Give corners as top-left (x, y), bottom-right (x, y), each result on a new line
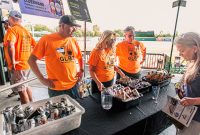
top-left (28, 15), bottom-right (83, 98)
top-left (4, 10), bottom-right (36, 104)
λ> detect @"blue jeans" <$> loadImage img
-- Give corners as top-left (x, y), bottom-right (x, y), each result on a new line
top-left (48, 84), bottom-right (80, 99)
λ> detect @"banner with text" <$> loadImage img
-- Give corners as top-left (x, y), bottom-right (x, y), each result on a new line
top-left (19, 0), bottom-right (65, 19)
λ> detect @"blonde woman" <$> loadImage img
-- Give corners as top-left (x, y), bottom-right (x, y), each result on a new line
top-left (88, 30), bottom-right (126, 93)
top-left (175, 32), bottom-right (200, 135)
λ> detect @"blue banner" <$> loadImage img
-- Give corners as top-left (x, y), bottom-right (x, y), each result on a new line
top-left (19, 0), bottom-right (65, 19)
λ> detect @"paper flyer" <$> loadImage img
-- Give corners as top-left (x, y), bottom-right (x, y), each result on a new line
top-left (162, 95), bottom-right (197, 127)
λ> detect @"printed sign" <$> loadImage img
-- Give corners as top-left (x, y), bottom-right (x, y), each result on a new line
top-left (19, 0), bottom-right (65, 19)
top-left (67, 0), bottom-right (91, 22)
top-left (172, 0), bottom-right (186, 8)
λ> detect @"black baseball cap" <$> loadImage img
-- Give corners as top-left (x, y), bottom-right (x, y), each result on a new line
top-left (59, 15), bottom-right (81, 27)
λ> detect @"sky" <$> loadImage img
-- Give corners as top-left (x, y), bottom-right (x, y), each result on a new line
top-left (12, 0), bottom-right (200, 34)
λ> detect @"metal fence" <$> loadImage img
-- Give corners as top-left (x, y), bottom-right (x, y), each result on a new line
top-left (141, 53), bottom-right (166, 69)
top-left (82, 51), bottom-right (166, 70)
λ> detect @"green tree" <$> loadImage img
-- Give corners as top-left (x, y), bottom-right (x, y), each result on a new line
top-left (93, 25), bottom-right (101, 36)
top-left (86, 30), bottom-right (94, 37)
top-left (114, 29), bottom-right (123, 37)
top-left (74, 29), bottom-right (83, 37)
top-left (155, 31), bottom-right (173, 37)
top-left (163, 33), bottom-right (172, 37)
top-left (24, 24), bottom-right (32, 31)
top-left (34, 24), bottom-right (53, 32)
top-left (175, 32), bottom-right (179, 37)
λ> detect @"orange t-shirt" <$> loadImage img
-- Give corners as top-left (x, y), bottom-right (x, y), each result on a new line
top-left (116, 40), bottom-right (146, 74)
top-left (31, 33), bottom-right (82, 90)
top-left (88, 48), bottom-right (115, 82)
top-left (4, 24), bottom-right (36, 70)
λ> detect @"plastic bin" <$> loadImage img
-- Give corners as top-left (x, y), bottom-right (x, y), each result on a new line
top-left (0, 95), bottom-right (85, 135)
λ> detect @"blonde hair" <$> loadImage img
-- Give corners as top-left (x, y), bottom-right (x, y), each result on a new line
top-left (95, 30), bottom-right (116, 50)
top-left (175, 32), bottom-right (200, 83)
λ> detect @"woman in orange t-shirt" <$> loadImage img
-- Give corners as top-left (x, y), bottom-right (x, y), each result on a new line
top-left (88, 30), bottom-right (126, 93)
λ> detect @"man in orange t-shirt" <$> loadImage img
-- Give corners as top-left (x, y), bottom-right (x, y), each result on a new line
top-left (5, 10), bottom-right (36, 104)
top-left (28, 15), bottom-right (83, 98)
top-left (116, 26), bottom-right (146, 79)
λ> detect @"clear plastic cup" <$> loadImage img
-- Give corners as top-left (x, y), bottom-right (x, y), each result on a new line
top-left (151, 85), bottom-right (160, 103)
top-left (101, 91), bottom-right (112, 110)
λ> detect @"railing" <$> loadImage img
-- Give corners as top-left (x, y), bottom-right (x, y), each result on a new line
top-left (0, 74), bottom-right (92, 94)
top-left (141, 53), bottom-right (166, 69)
top-left (82, 51), bottom-right (91, 63)
top-left (81, 51), bottom-right (166, 70)
top-left (0, 76), bottom-right (38, 93)
top-left (1, 51), bottom-right (184, 95)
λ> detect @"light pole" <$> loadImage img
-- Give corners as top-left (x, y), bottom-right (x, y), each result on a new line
top-left (168, 0), bottom-right (186, 72)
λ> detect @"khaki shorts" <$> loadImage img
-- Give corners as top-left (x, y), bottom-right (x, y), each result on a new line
top-left (10, 70), bottom-right (30, 92)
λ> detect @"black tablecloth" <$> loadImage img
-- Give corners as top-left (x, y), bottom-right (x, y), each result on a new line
top-left (64, 84), bottom-right (176, 135)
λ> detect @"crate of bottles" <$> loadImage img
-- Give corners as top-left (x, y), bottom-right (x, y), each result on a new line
top-left (0, 95), bottom-right (85, 135)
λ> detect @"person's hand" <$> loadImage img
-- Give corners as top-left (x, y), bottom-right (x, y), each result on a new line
top-left (40, 78), bottom-right (56, 88)
top-left (12, 61), bottom-right (21, 70)
top-left (76, 71), bottom-right (84, 82)
top-left (180, 97), bottom-right (196, 106)
top-left (97, 82), bottom-right (105, 91)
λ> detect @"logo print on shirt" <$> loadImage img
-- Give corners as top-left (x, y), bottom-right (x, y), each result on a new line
top-left (67, 50), bottom-right (73, 61)
top-left (21, 35), bottom-right (31, 52)
top-left (56, 46), bottom-right (74, 63)
top-left (104, 54), bottom-right (115, 69)
top-left (128, 45), bottom-right (139, 61)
